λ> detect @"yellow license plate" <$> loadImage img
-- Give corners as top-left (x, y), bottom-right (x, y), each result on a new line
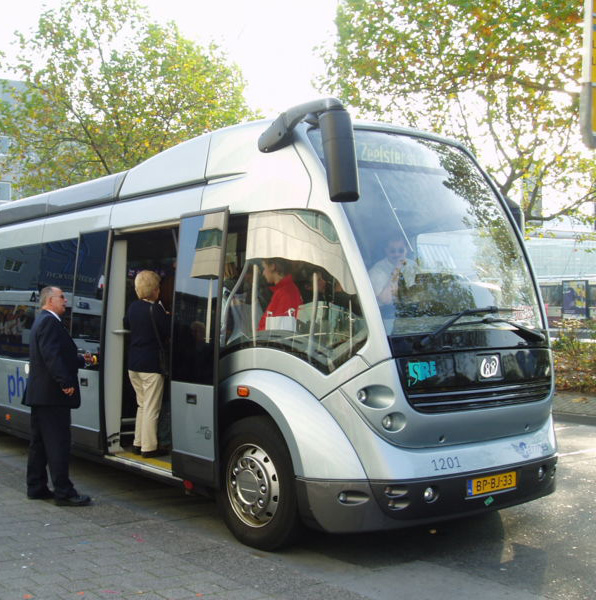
top-left (466, 470), bottom-right (517, 497)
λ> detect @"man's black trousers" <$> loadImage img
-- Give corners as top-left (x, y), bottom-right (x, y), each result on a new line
top-left (26, 405), bottom-right (76, 499)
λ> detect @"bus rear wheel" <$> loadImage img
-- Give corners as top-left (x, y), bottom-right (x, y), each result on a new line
top-left (219, 416), bottom-right (301, 550)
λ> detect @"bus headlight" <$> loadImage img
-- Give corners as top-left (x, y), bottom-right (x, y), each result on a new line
top-left (355, 385), bottom-right (394, 409)
top-left (381, 414), bottom-right (393, 429)
top-left (381, 412), bottom-right (405, 432)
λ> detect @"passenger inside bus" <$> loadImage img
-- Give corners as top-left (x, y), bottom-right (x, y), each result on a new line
top-left (124, 270), bottom-right (170, 459)
top-left (298, 266), bottom-right (359, 312)
top-left (300, 268), bottom-right (330, 303)
top-left (258, 258), bottom-right (303, 331)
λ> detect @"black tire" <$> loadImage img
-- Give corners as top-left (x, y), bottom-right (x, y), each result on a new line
top-left (218, 416), bottom-right (302, 550)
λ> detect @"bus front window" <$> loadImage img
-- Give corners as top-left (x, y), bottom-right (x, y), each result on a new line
top-left (333, 130), bottom-right (542, 338)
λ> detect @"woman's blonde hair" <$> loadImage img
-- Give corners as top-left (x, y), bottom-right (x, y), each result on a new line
top-left (134, 270), bottom-right (161, 300)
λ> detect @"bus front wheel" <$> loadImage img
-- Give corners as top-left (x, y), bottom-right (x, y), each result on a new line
top-left (219, 416), bottom-right (301, 550)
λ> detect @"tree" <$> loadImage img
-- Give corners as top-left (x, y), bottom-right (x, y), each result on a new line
top-left (0, 0), bottom-right (258, 198)
top-left (318, 0), bottom-right (595, 229)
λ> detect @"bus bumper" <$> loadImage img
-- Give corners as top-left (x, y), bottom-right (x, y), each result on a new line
top-left (296, 455), bottom-right (557, 534)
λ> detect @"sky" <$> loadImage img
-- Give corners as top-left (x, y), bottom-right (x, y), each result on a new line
top-left (0, 0), bottom-right (339, 117)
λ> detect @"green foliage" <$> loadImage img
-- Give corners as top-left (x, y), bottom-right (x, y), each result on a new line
top-left (551, 318), bottom-right (590, 354)
top-left (552, 319), bottom-right (596, 392)
top-left (0, 0), bottom-right (259, 197)
top-left (318, 0), bottom-right (595, 228)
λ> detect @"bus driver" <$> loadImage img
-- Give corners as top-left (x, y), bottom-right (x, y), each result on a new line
top-left (368, 236), bottom-right (418, 306)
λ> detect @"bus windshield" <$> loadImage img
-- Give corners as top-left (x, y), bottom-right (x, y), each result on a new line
top-left (313, 128), bottom-right (542, 337)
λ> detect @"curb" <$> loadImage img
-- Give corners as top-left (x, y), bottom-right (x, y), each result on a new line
top-left (553, 411), bottom-right (596, 426)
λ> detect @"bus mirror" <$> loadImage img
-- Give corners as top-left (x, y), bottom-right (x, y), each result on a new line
top-left (258, 98), bottom-right (360, 203)
top-left (259, 97), bottom-right (346, 153)
top-left (319, 109), bottom-right (360, 203)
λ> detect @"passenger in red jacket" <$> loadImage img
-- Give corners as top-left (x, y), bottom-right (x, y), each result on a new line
top-left (258, 258), bottom-right (303, 331)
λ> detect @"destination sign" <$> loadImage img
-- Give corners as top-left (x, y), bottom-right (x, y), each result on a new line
top-left (356, 140), bottom-right (440, 169)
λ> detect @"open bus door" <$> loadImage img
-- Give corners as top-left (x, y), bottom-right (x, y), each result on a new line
top-left (70, 230), bottom-right (110, 455)
top-left (170, 209), bottom-right (228, 487)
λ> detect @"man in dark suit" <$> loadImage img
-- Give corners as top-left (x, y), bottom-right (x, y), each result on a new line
top-left (23, 286), bottom-right (92, 506)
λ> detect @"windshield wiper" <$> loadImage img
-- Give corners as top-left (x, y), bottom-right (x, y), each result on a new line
top-left (481, 316), bottom-right (546, 343)
top-left (419, 305), bottom-right (545, 348)
top-left (419, 306), bottom-right (499, 348)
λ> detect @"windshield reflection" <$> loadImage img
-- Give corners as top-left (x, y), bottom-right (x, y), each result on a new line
top-left (338, 130), bottom-right (542, 337)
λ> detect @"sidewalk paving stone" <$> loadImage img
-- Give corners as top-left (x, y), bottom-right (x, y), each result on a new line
top-left (553, 391), bottom-right (596, 425)
top-left (0, 389), bottom-right (593, 600)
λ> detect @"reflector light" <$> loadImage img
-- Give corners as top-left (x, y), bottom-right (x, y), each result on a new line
top-left (237, 386), bottom-right (250, 397)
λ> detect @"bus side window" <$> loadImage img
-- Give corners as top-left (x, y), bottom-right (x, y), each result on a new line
top-left (0, 243), bottom-right (42, 359)
top-left (220, 259), bottom-right (263, 344)
top-left (220, 210), bottom-right (368, 374)
top-left (71, 231), bottom-right (110, 362)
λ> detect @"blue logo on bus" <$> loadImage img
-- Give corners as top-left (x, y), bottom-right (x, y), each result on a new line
top-left (407, 360), bottom-right (437, 386)
top-left (7, 367), bottom-right (28, 404)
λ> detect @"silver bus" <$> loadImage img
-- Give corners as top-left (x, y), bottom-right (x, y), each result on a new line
top-left (0, 98), bottom-right (556, 549)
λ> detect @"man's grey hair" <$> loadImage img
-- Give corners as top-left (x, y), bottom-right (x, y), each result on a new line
top-left (39, 286), bottom-right (58, 308)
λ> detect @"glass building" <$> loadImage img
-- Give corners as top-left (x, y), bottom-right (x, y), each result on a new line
top-left (525, 231), bottom-right (596, 321)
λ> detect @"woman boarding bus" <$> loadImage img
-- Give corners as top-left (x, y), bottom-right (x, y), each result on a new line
top-left (0, 98), bottom-right (556, 550)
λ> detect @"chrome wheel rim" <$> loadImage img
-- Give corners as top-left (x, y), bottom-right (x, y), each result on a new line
top-left (226, 443), bottom-right (280, 528)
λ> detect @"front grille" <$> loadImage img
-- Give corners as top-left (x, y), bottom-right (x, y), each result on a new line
top-left (407, 380), bottom-right (551, 413)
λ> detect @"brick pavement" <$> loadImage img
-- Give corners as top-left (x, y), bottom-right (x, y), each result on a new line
top-left (552, 391), bottom-right (596, 425)
top-left (0, 392), bottom-right (592, 600)
top-left (0, 473), bottom-right (256, 599)
top-left (0, 434), bottom-right (371, 600)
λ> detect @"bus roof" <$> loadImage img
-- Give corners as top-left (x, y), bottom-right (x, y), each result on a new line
top-left (0, 171), bottom-right (126, 227)
top-left (0, 98), bottom-right (471, 228)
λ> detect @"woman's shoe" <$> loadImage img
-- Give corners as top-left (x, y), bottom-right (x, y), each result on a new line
top-left (141, 448), bottom-right (169, 458)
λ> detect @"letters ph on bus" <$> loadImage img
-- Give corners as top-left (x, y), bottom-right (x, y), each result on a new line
top-left (0, 98), bottom-right (556, 550)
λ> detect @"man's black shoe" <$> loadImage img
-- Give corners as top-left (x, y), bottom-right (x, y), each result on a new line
top-left (27, 489), bottom-right (54, 500)
top-left (132, 445), bottom-right (142, 455)
top-left (55, 494), bottom-right (91, 506)
top-left (142, 448), bottom-right (169, 458)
